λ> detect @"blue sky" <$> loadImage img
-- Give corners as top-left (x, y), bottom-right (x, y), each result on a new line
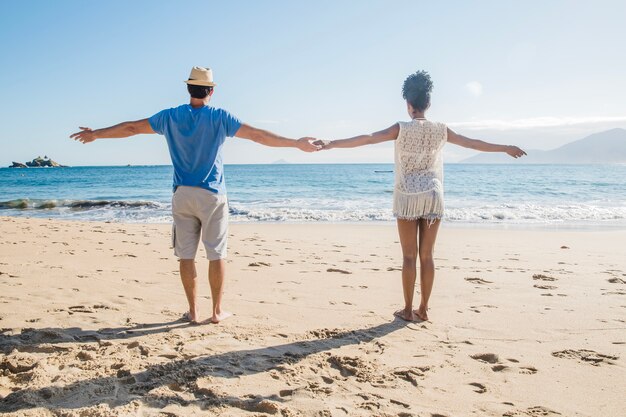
top-left (1, 0), bottom-right (625, 166)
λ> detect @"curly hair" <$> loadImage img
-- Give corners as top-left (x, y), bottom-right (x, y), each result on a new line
top-left (402, 70), bottom-right (433, 112)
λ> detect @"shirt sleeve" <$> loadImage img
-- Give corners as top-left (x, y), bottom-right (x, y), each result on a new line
top-left (148, 109), bottom-right (170, 135)
top-left (220, 109), bottom-right (242, 137)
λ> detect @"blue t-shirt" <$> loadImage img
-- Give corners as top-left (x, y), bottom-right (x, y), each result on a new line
top-left (149, 105), bottom-right (241, 194)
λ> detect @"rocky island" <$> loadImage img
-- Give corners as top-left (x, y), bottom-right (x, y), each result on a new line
top-left (9, 156), bottom-right (67, 168)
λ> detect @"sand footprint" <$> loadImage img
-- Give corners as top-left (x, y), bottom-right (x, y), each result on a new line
top-left (248, 262), bottom-right (271, 267)
top-left (519, 366), bottom-right (538, 374)
top-left (393, 366), bottom-right (430, 387)
top-left (533, 284), bottom-right (557, 290)
top-left (68, 305), bottom-right (95, 314)
top-left (603, 290), bottom-right (626, 295)
top-left (465, 277), bottom-right (493, 285)
top-left (390, 399), bottom-right (410, 409)
top-left (327, 268), bottom-right (352, 274)
top-left (306, 328), bottom-right (344, 339)
top-left (328, 355), bottom-right (383, 384)
top-left (470, 353), bottom-right (499, 364)
top-left (503, 405), bottom-right (562, 416)
top-left (468, 382), bottom-right (486, 393)
top-left (552, 349), bottom-right (618, 366)
top-left (469, 304), bottom-right (497, 313)
top-left (0, 351), bottom-right (38, 374)
top-left (532, 274), bottom-right (558, 281)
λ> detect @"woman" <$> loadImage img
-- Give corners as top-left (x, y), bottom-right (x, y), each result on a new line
top-left (317, 71), bottom-right (526, 321)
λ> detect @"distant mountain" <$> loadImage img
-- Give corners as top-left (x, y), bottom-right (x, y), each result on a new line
top-left (272, 159), bottom-right (290, 164)
top-left (461, 128), bottom-right (626, 164)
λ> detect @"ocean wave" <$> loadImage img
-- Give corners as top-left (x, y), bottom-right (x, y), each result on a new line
top-left (1, 198), bottom-right (625, 226)
top-left (229, 206), bottom-right (392, 222)
top-left (228, 203), bottom-right (626, 223)
top-left (0, 198), bottom-right (164, 211)
top-left (445, 203), bottom-right (626, 223)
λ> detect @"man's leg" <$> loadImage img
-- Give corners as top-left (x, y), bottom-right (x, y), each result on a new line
top-left (172, 187), bottom-right (202, 323)
top-left (201, 192), bottom-right (231, 324)
top-left (208, 259), bottom-right (231, 323)
top-left (180, 259), bottom-right (200, 323)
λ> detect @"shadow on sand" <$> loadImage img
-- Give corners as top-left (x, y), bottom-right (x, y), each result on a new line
top-left (0, 319), bottom-right (193, 354)
top-left (1, 319), bottom-right (411, 413)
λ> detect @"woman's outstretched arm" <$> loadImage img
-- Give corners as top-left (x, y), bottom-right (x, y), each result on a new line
top-left (319, 123), bottom-right (400, 149)
top-left (447, 128), bottom-right (526, 158)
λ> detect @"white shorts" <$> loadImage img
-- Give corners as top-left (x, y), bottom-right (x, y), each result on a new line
top-left (171, 186), bottom-right (229, 260)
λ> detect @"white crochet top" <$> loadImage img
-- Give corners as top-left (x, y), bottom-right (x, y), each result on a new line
top-left (393, 119), bottom-right (447, 221)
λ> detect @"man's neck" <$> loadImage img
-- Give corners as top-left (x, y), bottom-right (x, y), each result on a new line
top-left (190, 98), bottom-right (210, 108)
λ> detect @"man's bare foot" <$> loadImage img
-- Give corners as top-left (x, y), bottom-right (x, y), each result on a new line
top-left (210, 311), bottom-right (233, 324)
top-left (182, 311), bottom-right (201, 325)
top-left (394, 308), bottom-right (420, 322)
top-left (414, 306), bottom-right (429, 321)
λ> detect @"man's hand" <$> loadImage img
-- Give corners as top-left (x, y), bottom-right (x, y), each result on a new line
top-left (505, 146), bottom-right (527, 159)
top-left (297, 137), bottom-right (322, 152)
top-left (70, 127), bottom-right (97, 144)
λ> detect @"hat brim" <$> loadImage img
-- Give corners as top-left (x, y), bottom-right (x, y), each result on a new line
top-left (184, 80), bottom-right (217, 87)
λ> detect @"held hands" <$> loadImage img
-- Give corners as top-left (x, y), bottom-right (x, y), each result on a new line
top-left (70, 127), bottom-right (97, 144)
top-left (312, 139), bottom-right (332, 149)
top-left (296, 137), bottom-right (323, 152)
top-left (505, 145), bottom-right (527, 159)
top-left (297, 138), bottom-right (335, 152)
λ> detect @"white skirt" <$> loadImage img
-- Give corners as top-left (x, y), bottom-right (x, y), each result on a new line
top-left (393, 189), bottom-right (444, 222)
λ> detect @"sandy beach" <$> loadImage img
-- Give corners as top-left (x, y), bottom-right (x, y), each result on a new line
top-left (0, 216), bottom-right (625, 416)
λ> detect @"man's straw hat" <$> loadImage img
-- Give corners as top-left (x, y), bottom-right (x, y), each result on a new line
top-left (184, 66), bottom-right (216, 87)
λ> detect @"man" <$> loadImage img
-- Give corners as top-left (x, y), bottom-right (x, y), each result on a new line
top-left (70, 66), bottom-right (319, 324)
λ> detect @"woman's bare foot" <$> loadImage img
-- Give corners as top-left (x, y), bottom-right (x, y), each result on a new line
top-left (210, 311), bottom-right (233, 324)
top-left (414, 306), bottom-right (429, 321)
top-left (394, 308), bottom-right (420, 322)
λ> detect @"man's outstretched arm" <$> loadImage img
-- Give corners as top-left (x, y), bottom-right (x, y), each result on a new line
top-left (70, 119), bottom-right (155, 144)
top-left (235, 124), bottom-right (320, 152)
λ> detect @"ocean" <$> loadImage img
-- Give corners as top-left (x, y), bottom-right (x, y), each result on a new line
top-left (1, 164), bottom-right (625, 228)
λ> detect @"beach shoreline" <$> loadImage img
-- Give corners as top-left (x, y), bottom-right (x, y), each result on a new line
top-left (1, 216), bottom-right (625, 416)
top-left (3, 214), bottom-right (626, 233)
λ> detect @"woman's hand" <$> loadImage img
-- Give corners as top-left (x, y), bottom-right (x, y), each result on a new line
top-left (505, 145), bottom-right (527, 158)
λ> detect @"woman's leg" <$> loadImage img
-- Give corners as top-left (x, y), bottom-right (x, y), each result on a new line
top-left (414, 219), bottom-right (441, 320)
top-left (395, 219), bottom-right (419, 321)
